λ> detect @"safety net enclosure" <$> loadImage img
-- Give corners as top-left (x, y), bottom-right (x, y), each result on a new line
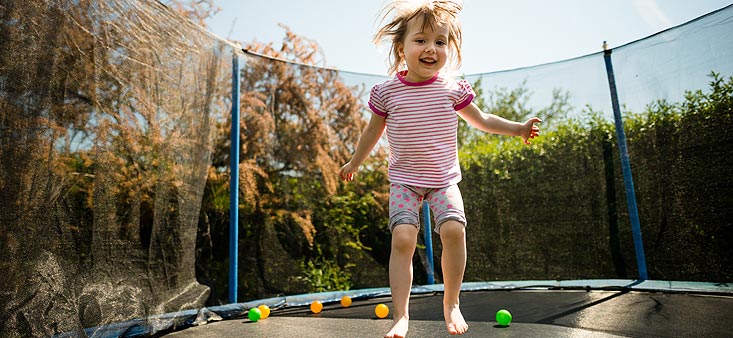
top-left (1, 0), bottom-right (732, 337)
top-left (1, 0), bottom-right (232, 336)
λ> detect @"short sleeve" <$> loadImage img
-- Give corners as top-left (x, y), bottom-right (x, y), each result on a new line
top-left (452, 79), bottom-right (475, 111)
top-left (368, 84), bottom-right (388, 117)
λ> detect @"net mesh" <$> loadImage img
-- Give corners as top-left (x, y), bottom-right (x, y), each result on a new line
top-left (1, 0), bottom-right (231, 336)
top-left (1, 1), bottom-right (731, 336)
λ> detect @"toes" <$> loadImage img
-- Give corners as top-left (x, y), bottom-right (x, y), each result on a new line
top-left (448, 322), bottom-right (468, 335)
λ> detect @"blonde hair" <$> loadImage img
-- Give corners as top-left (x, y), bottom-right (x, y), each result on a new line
top-left (374, 0), bottom-right (463, 76)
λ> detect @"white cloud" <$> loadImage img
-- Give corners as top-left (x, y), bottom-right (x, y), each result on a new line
top-left (632, 0), bottom-right (673, 32)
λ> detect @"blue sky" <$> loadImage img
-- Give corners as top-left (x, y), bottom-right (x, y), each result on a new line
top-left (205, 0), bottom-right (732, 75)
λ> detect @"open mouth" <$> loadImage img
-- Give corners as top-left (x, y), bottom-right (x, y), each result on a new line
top-left (420, 58), bottom-right (437, 65)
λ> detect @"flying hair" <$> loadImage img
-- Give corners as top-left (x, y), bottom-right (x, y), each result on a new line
top-left (374, 0), bottom-right (463, 76)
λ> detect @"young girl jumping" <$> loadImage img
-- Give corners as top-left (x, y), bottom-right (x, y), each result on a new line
top-left (339, 1), bottom-right (541, 336)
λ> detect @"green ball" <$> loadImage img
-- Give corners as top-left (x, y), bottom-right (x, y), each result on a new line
top-left (496, 309), bottom-right (512, 326)
top-left (248, 307), bottom-right (262, 322)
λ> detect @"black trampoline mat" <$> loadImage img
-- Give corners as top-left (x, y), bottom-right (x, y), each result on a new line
top-left (162, 290), bottom-right (733, 338)
top-left (163, 317), bottom-right (629, 338)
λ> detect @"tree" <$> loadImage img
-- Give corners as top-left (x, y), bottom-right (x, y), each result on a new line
top-left (160, 0), bottom-right (221, 26)
top-left (458, 78), bottom-right (571, 148)
top-left (196, 25), bottom-right (391, 301)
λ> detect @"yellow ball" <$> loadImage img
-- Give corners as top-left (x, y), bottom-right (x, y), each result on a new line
top-left (258, 304), bottom-right (270, 319)
top-left (310, 300), bottom-right (323, 314)
top-left (340, 296), bottom-right (352, 307)
top-left (375, 303), bottom-right (389, 318)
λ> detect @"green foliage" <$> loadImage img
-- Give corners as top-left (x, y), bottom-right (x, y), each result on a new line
top-left (319, 192), bottom-right (372, 251)
top-left (458, 72), bottom-right (732, 281)
top-left (296, 256), bottom-right (354, 293)
top-left (309, 157), bottom-right (391, 285)
top-left (458, 78), bottom-right (571, 148)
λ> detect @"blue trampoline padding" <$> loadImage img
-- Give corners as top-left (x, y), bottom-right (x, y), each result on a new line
top-left (54, 279), bottom-right (732, 338)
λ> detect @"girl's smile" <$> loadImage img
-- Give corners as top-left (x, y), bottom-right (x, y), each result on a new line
top-left (420, 57), bottom-right (437, 64)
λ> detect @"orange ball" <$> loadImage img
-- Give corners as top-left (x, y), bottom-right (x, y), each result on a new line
top-left (340, 295), bottom-right (352, 307)
top-left (258, 304), bottom-right (270, 319)
top-left (375, 303), bottom-right (389, 318)
top-left (310, 300), bottom-right (323, 314)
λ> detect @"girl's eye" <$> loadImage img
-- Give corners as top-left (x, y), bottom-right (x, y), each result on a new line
top-left (437, 41), bottom-right (446, 46)
top-left (416, 39), bottom-right (425, 43)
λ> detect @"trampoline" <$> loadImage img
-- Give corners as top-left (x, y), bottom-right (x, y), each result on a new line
top-left (63, 280), bottom-right (732, 337)
top-left (4, 2), bottom-right (732, 338)
top-left (159, 290), bottom-right (733, 338)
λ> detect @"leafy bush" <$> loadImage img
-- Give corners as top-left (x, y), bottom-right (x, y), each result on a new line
top-left (458, 72), bottom-right (732, 281)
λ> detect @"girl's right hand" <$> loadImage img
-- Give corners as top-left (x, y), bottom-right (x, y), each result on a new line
top-left (339, 162), bottom-right (357, 182)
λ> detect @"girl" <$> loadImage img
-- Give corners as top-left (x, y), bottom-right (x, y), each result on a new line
top-left (339, 1), bottom-right (541, 336)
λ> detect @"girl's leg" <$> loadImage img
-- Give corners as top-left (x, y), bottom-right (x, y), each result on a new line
top-left (439, 220), bottom-right (468, 335)
top-left (385, 223), bottom-right (418, 338)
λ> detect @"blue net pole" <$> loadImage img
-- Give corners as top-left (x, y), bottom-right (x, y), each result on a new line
top-left (603, 46), bottom-right (648, 281)
top-left (229, 53), bottom-right (241, 303)
top-left (422, 202), bottom-right (435, 284)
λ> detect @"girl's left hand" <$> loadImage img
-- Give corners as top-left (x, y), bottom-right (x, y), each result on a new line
top-left (521, 117), bottom-right (542, 144)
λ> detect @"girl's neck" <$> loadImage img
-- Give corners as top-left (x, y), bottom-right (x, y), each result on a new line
top-left (397, 70), bottom-right (439, 86)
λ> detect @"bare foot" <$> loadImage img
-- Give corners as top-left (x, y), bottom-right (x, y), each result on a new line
top-left (384, 316), bottom-right (409, 338)
top-left (444, 305), bottom-right (468, 335)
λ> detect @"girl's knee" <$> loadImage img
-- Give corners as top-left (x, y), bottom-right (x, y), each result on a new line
top-left (392, 224), bottom-right (418, 252)
top-left (439, 221), bottom-right (465, 241)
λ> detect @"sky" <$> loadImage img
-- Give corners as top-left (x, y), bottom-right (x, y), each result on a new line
top-left (205, 0), bottom-right (732, 75)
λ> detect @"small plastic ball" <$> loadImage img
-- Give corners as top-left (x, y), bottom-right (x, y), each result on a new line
top-left (258, 304), bottom-right (270, 319)
top-left (310, 300), bottom-right (323, 314)
top-left (340, 296), bottom-right (352, 307)
top-left (248, 307), bottom-right (262, 322)
top-left (375, 303), bottom-right (389, 318)
top-left (496, 309), bottom-right (512, 326)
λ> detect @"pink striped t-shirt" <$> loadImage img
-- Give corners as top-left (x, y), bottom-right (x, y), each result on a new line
top-left (368, 71), bottom-right (475, 188)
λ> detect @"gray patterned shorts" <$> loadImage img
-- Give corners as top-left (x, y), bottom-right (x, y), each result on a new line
top-left (388, 183), bottom-right (467, 234)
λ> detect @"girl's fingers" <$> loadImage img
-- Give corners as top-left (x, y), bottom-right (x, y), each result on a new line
top-left (340, 172), bottom-right (354, 181)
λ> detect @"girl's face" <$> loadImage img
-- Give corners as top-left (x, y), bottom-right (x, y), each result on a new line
top-left (398, 18), bottom-right (449, 82)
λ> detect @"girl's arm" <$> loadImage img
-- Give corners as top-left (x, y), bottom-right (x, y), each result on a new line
top-left (457, 102), bottom-right (541, 144)
top-left (339, 113), bottom-right (387, 181)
